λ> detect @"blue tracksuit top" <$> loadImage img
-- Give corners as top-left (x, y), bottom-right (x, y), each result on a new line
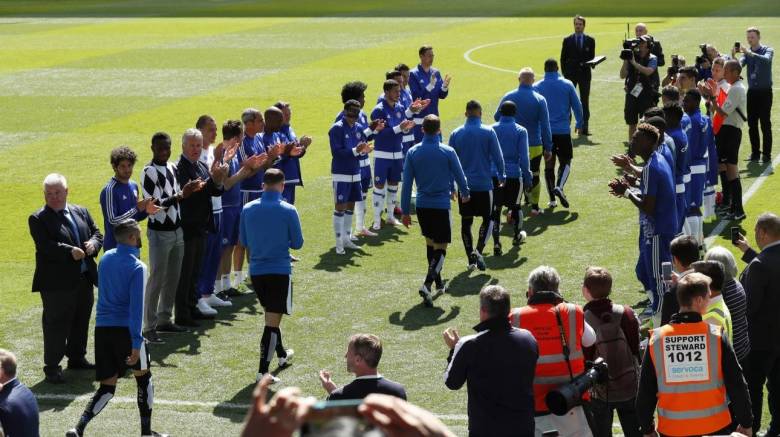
top-left (96, 244), bottom-right (145, 349)
top-left (221, 156), bottom-right (242, 208)
top-left (494, 84), bottom-right (553, 150)
top-left (238, 133), bottom-right (265, 191)
top-left (277, 124), bottom-right (304, 186)
top-left (740, 45), bottom-right (774, 89)
top-left (335, 110), bottom-right (374, 169)
top-left (329, 119), bottom-right (370, 177)
top-left (371, 99), bottom-right (413, 154)
top-left (532, 72), bottom-right (584, 134)
top-left (491, 116), bottom-right (532, 184)
top-left (99, 178), bottom-right (148, 251)
top-left (668, 126), bottom-right (689, 187)
top-left (408, 64), bottom-right (448, 118)
top-left (449, 116), bottom-right (506, 192)
top-left (239, 190), bottom-right (303, 276)
top-left (686, 109), bottom-right (711, 168)
top-left (401, 134), bottom-right (469, 214)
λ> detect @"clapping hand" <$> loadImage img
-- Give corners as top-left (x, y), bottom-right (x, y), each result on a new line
top-left (409, 98), bottom-right (431, 114)
top-left (221, 138), bottom-right (240, 163)
top-left (299, 135), bottom-right (312, 148)
top-left (443, 327), bottom-right (460, 349)
top-left (182, 178), bottom-right (206, 199)
top-left (611, 153), bottom-right (635, 171)
top-left (623, 173), bottom-right (638, 187)
top-left (400, 120), bottom-right (416, 132)
top-left (244, 153), bottom-right (269, 171)
top-left (608, 177), bottom-right (629, 197)
top-left (443, 74), bottom-right (452, 89)
top-left (356, 142), bottom-right (371, 154)
top-left (83, 241), bottom-right (96, 256)
top-left (370, 119), bottom-right (386, 133)
top-left (318, 370), bottom-right (337, 394)
top-left (211, 161), bottom-right (229, 184)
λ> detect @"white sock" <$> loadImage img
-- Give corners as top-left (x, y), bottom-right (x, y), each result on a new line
top-left (214, 278), bottom-right (223, 293)
top-left (333, 211), bottom-right (345, 248)
top-left (355, 200), bottom-right (365, 231)
top-left (696, 216), bottom-right (704, 246)
top-left (373, 187), bottom-right (386, 224)
top-left (343, 210), bottom-right (354, 241)
top-left (386, 185), bottom-right (398, 216)
top-left (221, 274), bottom-right (230, 291)
top-left (231, 271), bottom-right (240, 288)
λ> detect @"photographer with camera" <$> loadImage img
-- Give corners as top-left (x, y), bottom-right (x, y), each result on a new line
top-left (635, 23), bottom-right (665, 67)
top-left (695, 44), bottom-right (724, 81)
top-left (509, 265), bottom-right (596, 437)
top-left (620, 35), bottom-right (661, 142)
top-left (636, 273), bottom-right (753, 437)
top-left (661, 55), bottom-right (684, 88)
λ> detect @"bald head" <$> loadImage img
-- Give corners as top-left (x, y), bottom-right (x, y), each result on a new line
top-left (519, 67), bottom-right (535, 85)
top-left (635, 23), bottom-right (648, 37)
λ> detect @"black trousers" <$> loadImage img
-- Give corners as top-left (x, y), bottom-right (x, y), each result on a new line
top-left (747, 88), bottom-right (773, 158)
top-left (746, 348), bottom-right (780, 433)
top-left (175, 235), bottom-right (206, 323)
top-left (566, 69), bottom-right (591, 130)
top-left (590, 398), bottom-right (642, 437)
top-left (40, 275), bottom-right (94, 372)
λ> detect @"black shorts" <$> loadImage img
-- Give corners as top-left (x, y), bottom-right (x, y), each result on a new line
top-left (416, 207), bottom-right (451, 244)
top-left (624, 91), bottom-right (658, 125)
top-left (251, 274), bottom-right (292, 315)
top-left (458, 190), bottom-right (492, 217)
top-left (716, 125), bottom-right (742, 165)
top-left (94, 327), bottom-right (150, 381)
top-left (492, 177), bottom-right (523, 208)
top-left (551, 134), bottom-right (573, 163)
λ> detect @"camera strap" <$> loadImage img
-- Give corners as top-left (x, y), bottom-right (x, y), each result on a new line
top-left (554, 306), bottom-right (575, 382)
top-left (735, 106), bottom-right (748, 123)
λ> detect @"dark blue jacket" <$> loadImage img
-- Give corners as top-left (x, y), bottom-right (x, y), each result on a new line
top-left (0, 378), bottom-right (39, 437)
top-left (327, 375), bottom-right (407, 401)
top-left (445, 317), bottom-right (538, 437)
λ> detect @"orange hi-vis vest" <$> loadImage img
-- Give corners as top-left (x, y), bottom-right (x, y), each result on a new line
top-left (648, 321), bottom-right (730, 436)
top-left (509, 302), bottom-right (585, 413)
top-left (712, 87), bottom-right (728, 134)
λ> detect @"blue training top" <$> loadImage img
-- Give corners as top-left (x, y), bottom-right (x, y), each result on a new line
top-left (533, 72), bottom-right (583, 134)
top-left (401, 134), bottom-right (469, 213)
top-left (96, 243), bottom-right (145, 349)
top-left (99, 178), bottom-right (148, 251)
top-left (494, 83), bottom-right (553, 150)
top-left (239, 190), bottom-right (303, 275)
top-left (448, 116), bottom-right (505, 192)
top-left (492, 116), bottom-right (532, 184)
top-left (641, 151), bottom-right (678, 237)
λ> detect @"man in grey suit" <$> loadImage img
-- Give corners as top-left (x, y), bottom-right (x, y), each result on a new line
top-left (28, 173), bottom-right (103, 384)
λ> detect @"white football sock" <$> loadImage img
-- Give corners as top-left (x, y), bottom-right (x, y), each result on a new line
top-left (386, 185), bottom-right (398, 215)
top-left (355, 200), bottom-right (366, 231)
top-left (333, 211), bottom-right (345, 248)
top-left (343, 210), bottom-right (354, 241)
top-left (372, 187), bottom-right (386, 225)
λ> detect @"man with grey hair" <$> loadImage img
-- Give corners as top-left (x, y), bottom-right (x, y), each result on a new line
top-left (734, 212), bottom-right (780, 433)
top-left (28, 173), bottom-right (103, 383)
top-left (495, 67), bottom-right (552, 216)
top-left (0, 349), bottom-right (39, 437)
top-left (509, 266), bottom-right (596, 436)
top-left (443, 285), bottom-right (538, 436)
top-left (704, 246), bottom-right (749, 367)
top-left (174, 128), bottom-right (229, 326)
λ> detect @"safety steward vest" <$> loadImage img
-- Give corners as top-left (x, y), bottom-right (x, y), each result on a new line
top-left (648, 321), bottom-right (730, 436)
top-left (712, 87), bottom-right (728, 134)
top-left (509, 302), bottom-right (585, 413)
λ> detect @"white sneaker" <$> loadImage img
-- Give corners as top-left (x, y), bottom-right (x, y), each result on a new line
top-left (196, 299), bottom-right (218, 316)
top-left (349, 233), bottom-right (359, 241)
top-left (203, 294), bottom-right (232, 307)
top-left (371, 221), bottom-right (381, 231)
top-left (278, 349), bottom-right (294, 367)
top-left (335, 246), bottom-right (346, 255)
top-left (548, 200), bottom-right (557, 208)
top-left (386, 215), bottom-right (401, 226)
top-left (256, 373), bottom-right (281, 384)
top-left (343, 238), bottom-right (360, 250)
top-left (358, 228), bottom-right (378, 237)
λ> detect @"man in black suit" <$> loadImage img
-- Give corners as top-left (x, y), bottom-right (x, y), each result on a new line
top-left (560, 15), bottom-right (595, 135)
top-left (318, 334), bottom-right (407, 401)
top-left (0, 349), bottom-right (39, 437)
top-left (174, 128), bottom-right (228, 326)
top-left (736, 212), bottom-right (780, 435)
top-left (28, 173), bottom-right (103, 383)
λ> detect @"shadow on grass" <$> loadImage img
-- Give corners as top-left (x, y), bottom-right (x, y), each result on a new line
top-left (389, 304), bottom-right (461, 331)
top-left (572, 135), bottom-right (601, 147)
top-left (313, 247), bottom-right (372, 272)
top-left (524, 210), bottom-right (579, 237)
top-left (213, 382), bottom-right (267, 423)
top-left (740, 160), bottom-right (774, 178)
top-left (361, 224), bottom-right (407, 247)
top-left (446, 270), bottom-right (495, 297)
top-left (31, 373), bottom-right (96, 412)
top-left (703, 218), bottom-right (746, 242)
top-left (484, 246), bottom-right (527, 271)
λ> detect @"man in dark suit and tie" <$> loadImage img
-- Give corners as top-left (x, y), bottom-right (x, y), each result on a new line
top-left (0, 349), bottom-right (39, 437)
top-left (560, 15), bottom-right (595, 135)
top-left (735, 212), bottom-right (780, 435)
top-left (28, 173), bottom-right (103, 383)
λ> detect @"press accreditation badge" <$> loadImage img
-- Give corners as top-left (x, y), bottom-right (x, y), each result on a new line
top-left (630, 83), bottom-right (644, 98)
top-left (662, 334), bottom-right (709, 383)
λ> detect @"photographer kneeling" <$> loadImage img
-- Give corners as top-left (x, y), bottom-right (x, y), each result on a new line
top-left (509, 266), bottom-right (596, 437)
top-left (621, 35), bottom-right (661, 142)
top-left (636, 273), bottom-right (753, 437)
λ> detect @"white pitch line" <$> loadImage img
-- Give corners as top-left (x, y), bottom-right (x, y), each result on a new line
top-left (35, 393), bottom-right (471, 421)
top-left (704, 155), bottom-right (780, 246)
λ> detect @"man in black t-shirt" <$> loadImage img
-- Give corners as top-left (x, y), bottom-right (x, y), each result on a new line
top-left (318, 334), bottom-right (406, 401)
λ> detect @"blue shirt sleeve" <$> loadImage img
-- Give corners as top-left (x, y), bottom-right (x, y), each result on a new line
top-left (129, 264), bottom-right (145, 349)
top-left (570, 84), bottom-right (584, 129)
top-left (489, 129), bottom-right (506, 181)
top-left (408, 70), bottom-right (423, 100)
top-left (288, 207), bottom-right (304, 250)
top-left (539, 97), bottom-right (553, 151)
top-left (648, 56), bottom-right (658, 70)
top-left (642, 161), bottom-right (658, 198)
top-left (449, 150), bottom-right (470, 198)
top-left (518, 128), bottom-right (532, 185)
top-left (239, 207), bottom-right (248, 247)
top-left (494, 96), bottom-right (506, 122)
top-left (329, 125), bottom-right (356, 159)
top-left (401, 153), bottom-right (415, 214)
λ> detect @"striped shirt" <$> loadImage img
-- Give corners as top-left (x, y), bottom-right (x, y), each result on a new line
top-left (722, 278), bottom-right (750, 362)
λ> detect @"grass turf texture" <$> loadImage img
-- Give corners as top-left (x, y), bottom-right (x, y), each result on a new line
top-left (0, 13), bottom-right (778, 435)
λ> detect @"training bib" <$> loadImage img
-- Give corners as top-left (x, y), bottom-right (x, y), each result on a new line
top-left (662, 334), bottom-right (709, 383)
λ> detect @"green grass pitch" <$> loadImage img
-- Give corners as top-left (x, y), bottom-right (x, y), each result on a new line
top-left (0, 3), bottom-right (779, 435)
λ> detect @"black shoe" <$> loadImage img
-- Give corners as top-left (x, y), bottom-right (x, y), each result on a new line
top-left (215, 291), bottom-right (232, 302)
top-left (192, 309), bottom-right (215, 320)
top-left (157, 323), bottom-right (188, 333)
top-left (176, 319), bottom-right (200, 328)
top-left (732, 211), bottom-right (747, 221)
top-left (67, 358), bottom-right (95, 370)
top-left (493, 243), bottom-right (502, 256)
top-left (764, 155), bottom-right (772, 164)
top-left (223, 287), bottom-right (244, 297)
top-left (749, 153), bottom-right (761, 162)
top-left (419, 285), bottom-right (433, 308)
top-left (45, 368), bottom-right (65, 384)
top-left (634, 298), bottom-right (651, 308)
top-left (553, 187), bottom-right (570, 208)
top-left (143, 330), bottom-right (165, 344)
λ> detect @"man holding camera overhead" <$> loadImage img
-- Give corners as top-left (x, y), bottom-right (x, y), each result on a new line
top-left (509, 265), bottom-right (596, 436)
top-left (620, 35), bottom-right (660, 142)
top-left (636, 273), bottom-right (753, 437)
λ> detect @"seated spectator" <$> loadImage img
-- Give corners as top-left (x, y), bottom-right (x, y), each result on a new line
top-left (319, 334), bottom-right (406, 401)
top-left (0, 349), bottom-right (39, 437)
top-left (704, 247), bottom-right (749, 366)
top-left (582, 267), bottom-right (641, 437)
top-left (692, 260), bottom-right (733, 342)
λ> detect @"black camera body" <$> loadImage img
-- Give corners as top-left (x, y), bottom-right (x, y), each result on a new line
top-left (545, 358), bottom-right (609, 416)
top-left (620, 38), bottom-right (640, 61)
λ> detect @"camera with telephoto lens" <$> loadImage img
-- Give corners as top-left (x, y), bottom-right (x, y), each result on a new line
top-left (545, 358), bottom-right (609, 416)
